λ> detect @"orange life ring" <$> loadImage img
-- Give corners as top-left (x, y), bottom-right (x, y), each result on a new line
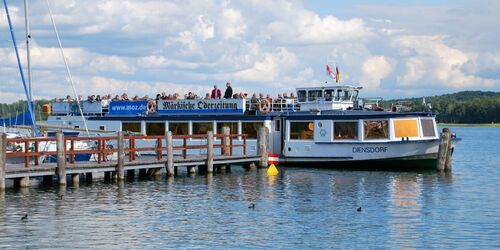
top-left (259, 99), bottom-right (271, 113)
top-left (147, 100), bottom-right (157, 113)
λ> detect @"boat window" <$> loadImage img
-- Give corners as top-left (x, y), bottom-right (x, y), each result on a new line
top-left (308, 90), bottom-right (323, 102)
top-left (290, 122), bottom-right (314, 140)
top-left (421, 119), bottom-right (436, 137)
top-left (353, 90), bottom-right (359, 100)
top-left (274, 120), bottom-right (281, 132)
top-left (169, 122), bottom-right (188, 135)
top-left (242, 122), bottom-right (264, 139)
top-left (393, 119), bottom-right (418, 138)
top-left (335, 89), bottom-right (343, 101)
top-left (363, 120), bottom-right (389, 140)
top-left (344, 90), bottom-right (351, 101)
top-left (99, 125), bottom-right (105, 131)
top-left (122, 122), bottom-right (141, 133)
top-left (324, 89), bottom-right (334, 101)
top-left (216, 122), bottom-right (238, 135)
top-left (297, 90), bottom-right (307, 102)
top-left (334, 122), bottom-right (358, 140)
top-left (146, 122), bottom-right (165, 136)
top-left (192, 122), bottom-right (213, 135)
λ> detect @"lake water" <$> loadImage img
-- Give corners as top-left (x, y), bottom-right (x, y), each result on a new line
top-left (0, 126), bottom-right (499, 249)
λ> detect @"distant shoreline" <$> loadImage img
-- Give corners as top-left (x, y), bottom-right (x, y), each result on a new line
top-left (438, 123), bottom-right (499, 128)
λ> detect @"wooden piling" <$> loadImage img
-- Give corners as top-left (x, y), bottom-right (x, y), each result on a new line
top-left (219, 164), bottom-right (227, 173)
top-left (85, 172), bottom-right (93, 183)
top-left (71, 174), bottom-right (79, 186)
top-left (257, 126), bottom-right (269, 168)
top-left (116, 131), bottom-right (125, 180)
top-left (206, 131), bottom-right (214, 173)
top-left (436, 128), bottom-right (451, 171)
top-left (43, 175), bottom-right (53, 185)
top-left (222, 127), bottom-right (230, 156)
top-left (127, 169), bottom-right (135, 179)
top-left (0, 133), bottom-right (6, 190)
top-left (104, 171), bottom-right (111, 181)
top-left (166, 131), bottom-right (174, 177)
top-left (56, 132), bottom-right (67, 186)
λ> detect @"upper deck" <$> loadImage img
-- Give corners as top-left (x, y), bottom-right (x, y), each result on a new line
top-left (47, 85), bottom-right (366, 118)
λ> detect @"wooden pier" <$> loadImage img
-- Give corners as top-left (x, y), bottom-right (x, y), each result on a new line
top-left (0, 127), bottom-right (270, 189)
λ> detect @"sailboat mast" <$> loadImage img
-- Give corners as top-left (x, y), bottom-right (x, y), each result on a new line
top-left (2, 0), bottom-right (40, 137)
top-left (24, 0), bottom-right (32, 102)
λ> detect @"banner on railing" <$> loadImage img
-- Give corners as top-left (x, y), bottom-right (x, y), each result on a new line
top-left (157, 99), bottom-right (245, 114)
top-left (51, 102), bottom-right (72, 114)
top-left (82, 101), bottom-right (102, 113)
top-left (109, 101), bottom-right (148, 115)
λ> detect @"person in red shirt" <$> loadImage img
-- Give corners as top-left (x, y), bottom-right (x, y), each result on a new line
top-left (211, 85), bottom-right (222, 99)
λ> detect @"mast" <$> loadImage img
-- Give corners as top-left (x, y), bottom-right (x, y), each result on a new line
top-left (24, 0), bottom-right (32, 102)
top-left (2, 0), bottom-right (40, 137)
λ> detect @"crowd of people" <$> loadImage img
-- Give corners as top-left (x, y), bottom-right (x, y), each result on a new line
top-left (52, 82), bottom-right (297, 110)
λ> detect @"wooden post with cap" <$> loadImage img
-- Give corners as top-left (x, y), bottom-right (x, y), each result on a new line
top-left (206, 131), bottom-right (214, 173)
top-left (0, 133), bottom-right (6, 190)
top-left (166, 131), bottom-right (174, 177)
top-left (436, 128), bottom-right (451, 171)
top-left (56, 132), bottom-right (67, 186)
top-left (116, 131), bottom-right (125, 180)
top-left (257, 126), bottom-right (269, 168)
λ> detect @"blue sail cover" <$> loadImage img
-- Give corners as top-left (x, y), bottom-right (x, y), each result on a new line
top-left (0, 111), bottom-right (34, 126)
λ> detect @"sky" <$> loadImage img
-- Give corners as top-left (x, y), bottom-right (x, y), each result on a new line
top-left (0, 0), bottom-right (499, 103)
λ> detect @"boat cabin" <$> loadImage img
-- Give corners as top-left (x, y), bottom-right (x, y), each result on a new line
top-left (296, 85), bottom-right (362, 111)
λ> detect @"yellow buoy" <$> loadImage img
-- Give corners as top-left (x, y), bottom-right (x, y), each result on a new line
top-left (267, 164), bottom-right (279, 176)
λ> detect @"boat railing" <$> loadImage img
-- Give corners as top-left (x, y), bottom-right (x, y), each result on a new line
top-left (5, 132), bottom-right (248, 168)
top-left (50, 97), bottom-right (302, 116)
top-left (245, 98), bottom-right (300, 112)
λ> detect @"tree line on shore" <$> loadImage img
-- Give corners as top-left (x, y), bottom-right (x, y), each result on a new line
top-left (380, 91), bottom-right (500, 123)
top-left (1, 91), bottom-right (499, 124)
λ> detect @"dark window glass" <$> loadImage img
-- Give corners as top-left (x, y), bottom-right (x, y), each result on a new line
top-left (308, 90), bottom-right (322, 101)
top-left (146, 123), bottom-right (165, 136)
top-left (216, 122), bottom-right (238, 134)
top-left (242, 122), bottom-right (264, 139)
top-left (334, 122), bottom-right (358, 140)
top-left (122, 122), bottom-right (141, 133)
top-left (290, 122), bottom-right (314, 140)
top-left (363, 120), bottom-right (389, 139)
top-left (297, 90), bottom-right (307, 102)
top-left (169, 122), bottom-right (188, 135)
top-left (192, 122), bottom-right (213, 134)
top-left (324, 89), bottom-right (334, 101)
top-left (421, 119), bottom-right (436, 137)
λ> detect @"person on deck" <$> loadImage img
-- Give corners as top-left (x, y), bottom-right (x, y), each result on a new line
top-left (211, 85), bottom-right (222, 99)
top-left (224, 82), bottom-right (233, 99)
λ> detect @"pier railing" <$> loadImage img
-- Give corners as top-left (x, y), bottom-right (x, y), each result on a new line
top-left (4, 131), bottom-right (247, 169)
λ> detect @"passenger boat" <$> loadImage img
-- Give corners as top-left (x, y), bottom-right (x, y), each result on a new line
top-left (44, 85), bottom-right (459, 168)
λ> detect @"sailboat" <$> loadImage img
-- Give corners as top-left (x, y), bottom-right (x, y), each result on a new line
top-left (1, 0), bottom-right (96, 165)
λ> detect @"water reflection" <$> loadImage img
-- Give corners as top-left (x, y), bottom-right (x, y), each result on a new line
top-left (0, 157), bottom-right (496, 249)
top-left (388, 174), bottom-right (422, 247)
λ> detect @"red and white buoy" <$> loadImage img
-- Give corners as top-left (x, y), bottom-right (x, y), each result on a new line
top-left (268, 153), bottom-right (280, 165)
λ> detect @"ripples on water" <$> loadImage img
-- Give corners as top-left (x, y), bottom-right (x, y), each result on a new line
top-left (0, 127), bottom-right (499, 249)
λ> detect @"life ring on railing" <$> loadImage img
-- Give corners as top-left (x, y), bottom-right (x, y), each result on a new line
top-left (259, 99), bottom-right (271, 113)
top-left (147, 100), bottom-right (157, 113)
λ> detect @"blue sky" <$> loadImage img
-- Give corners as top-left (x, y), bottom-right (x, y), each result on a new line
top-left (0, 0), bottom-right (499, 103)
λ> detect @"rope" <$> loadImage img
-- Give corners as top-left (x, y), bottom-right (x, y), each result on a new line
top-left (45, 0), bottom-right (90, 136)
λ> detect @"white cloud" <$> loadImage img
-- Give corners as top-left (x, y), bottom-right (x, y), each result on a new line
top-left (360, 56), bottom-right (394, 89)
top-left (0, 0), bottom-right (499, 103)
top-left (264, 11), bottom-right (372, 45)
top-left (392, 35), bottom-right (498, 88)
top-left (229, 47), bottom-right (298, 82)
